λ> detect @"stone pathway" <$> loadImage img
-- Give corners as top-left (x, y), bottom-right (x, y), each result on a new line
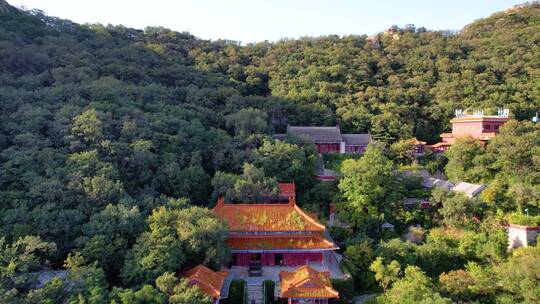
top-left (246, 277), bottom-right (265, 304)
top-left (222, 258), bottom-right (348, 303)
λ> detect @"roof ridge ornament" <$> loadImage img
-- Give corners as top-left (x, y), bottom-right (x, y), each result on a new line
top-left (288, 196), bottom-right (296, 206)
top-left (473, 109), bottom-right (484, 117)
top-left (498, 108), bottom-right (510, 118)
top-left (216, 197), bottom-right (225, 207)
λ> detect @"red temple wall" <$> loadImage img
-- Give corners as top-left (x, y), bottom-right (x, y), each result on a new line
top-left (233, 252), bottom-right (323, 266)
top-left (451, 121), bottom-right (483, 138)
top-left (316, 143), bottom-right (340, 153)
top-left (283, 252), bottom-right (323, 266)
top-left (234, 253), bottom-right (251, 266)
top-left (345, 145), bottom-right (367, 154)
top-left (482, 121), bottom-right (505, 133)
top-left (451, 120), bottom-right (507, 139)
top-left (263, 253), bottom-right (276, 266)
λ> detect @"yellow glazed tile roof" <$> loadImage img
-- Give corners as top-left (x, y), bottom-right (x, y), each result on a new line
top-left (182, 265), bottom-right (228, 298)
top-left (213, 199), bottom-right (325, 232)
top-left (280, 265), bottom-right (339, 299)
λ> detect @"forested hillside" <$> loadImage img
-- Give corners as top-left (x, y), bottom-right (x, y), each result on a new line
top-left (190, 3), bottom-right (540, 142)
top-left (1, 0), bottom-right (540, 303)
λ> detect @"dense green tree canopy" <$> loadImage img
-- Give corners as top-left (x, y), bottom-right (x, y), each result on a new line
top-left (122, 205), bottom-right (228, 285)
top-left (1, 0), bottom-right (540, 302)
top-left (211, 162), bottom-right (279, 203)
top-left (338, 144), bottom-right (401, 227)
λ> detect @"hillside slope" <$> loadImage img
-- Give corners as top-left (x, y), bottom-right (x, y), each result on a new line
top-left (0, 0), bottom-right (539, 297)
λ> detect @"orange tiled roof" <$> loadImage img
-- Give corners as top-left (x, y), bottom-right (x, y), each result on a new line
top-left (213, 199), bottom-right (325, 232)
top-left (280, 265), bottom-right (339, 299)
top-left (183, 265), bottom-right (228, 298)
top-left (429, 142), bottom-right (452, 148)
top-left (227, 234), bottom-right (337, 251)
top-left (409, 138), bottom-right (426, 145)
top-left (279, 183), bottom-right (296, 198)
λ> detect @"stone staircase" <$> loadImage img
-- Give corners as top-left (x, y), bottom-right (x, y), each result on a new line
top-left (246, 278), bottom-right (264, 304)
top-left (273, 283), bottom-right (280, 299)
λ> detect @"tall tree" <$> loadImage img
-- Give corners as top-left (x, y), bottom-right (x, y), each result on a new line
top-left (338, 144), bottom-right (400, 227)
top-left (381, 265), bottom-right (452, 304)
top-left (444, 137), bottom-right (485, 183)
top-left (251, 138), bottom-right (316, 193)
top-left (225, 108), bottom-right (268, 137)
top-left (156, 272), bottom-right (212, 304)
top-left (211, 163), bottom-right (279, 203)
top-left (122, 205), bottom-right (228, 285)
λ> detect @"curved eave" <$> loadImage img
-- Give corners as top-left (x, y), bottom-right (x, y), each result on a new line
top-left (230, 247), bottom-right (339, 253)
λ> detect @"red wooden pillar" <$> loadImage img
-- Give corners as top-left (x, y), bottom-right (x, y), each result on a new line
top-left (262, 253), bottom-right (273, 266)
top-left (266, 253), bottom-right (275, 266)
top-left (238, 253), bottom-right (250, 266)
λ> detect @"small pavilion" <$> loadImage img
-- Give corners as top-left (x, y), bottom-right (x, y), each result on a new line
top-left (182, 265), bottom-right (228, 304)
top-left (279, 265), bottom-right (339, 304)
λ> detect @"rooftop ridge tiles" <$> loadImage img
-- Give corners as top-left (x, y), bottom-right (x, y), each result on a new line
top-left (213, 199), bottom-right (326, 232)
top-left (279, 265), bottom-right (339, 299)
top-left (183, 265), bottom-right (228, 298)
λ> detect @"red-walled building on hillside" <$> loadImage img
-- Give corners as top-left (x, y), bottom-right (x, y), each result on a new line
top-left (430, 110), bottom-right (510, 152)
top-left (275, 126), bottom-right (372, 154)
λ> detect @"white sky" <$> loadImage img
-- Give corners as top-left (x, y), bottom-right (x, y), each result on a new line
top-left (8, 0), bottom-right (526, 43)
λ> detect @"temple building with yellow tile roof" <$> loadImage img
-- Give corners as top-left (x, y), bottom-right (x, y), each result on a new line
top-left (183, 183), bottom-right (344, 303)
top-left (213, 196), bottom-right (339, 269)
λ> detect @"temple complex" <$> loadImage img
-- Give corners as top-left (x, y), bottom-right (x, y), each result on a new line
top-left (182, 186), bottom-right (342, 303)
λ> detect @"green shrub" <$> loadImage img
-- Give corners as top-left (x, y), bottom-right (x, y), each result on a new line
top-left (339, 260), bottom-right (353, 278)
top-left (228, 279), bottom-right (245, 304)
top-left (263, 280), bottom-right (275, 304)
top-left (323, 153), bottom-right (362, 172)
top-left (508, 212), bottom-right (540, 226)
